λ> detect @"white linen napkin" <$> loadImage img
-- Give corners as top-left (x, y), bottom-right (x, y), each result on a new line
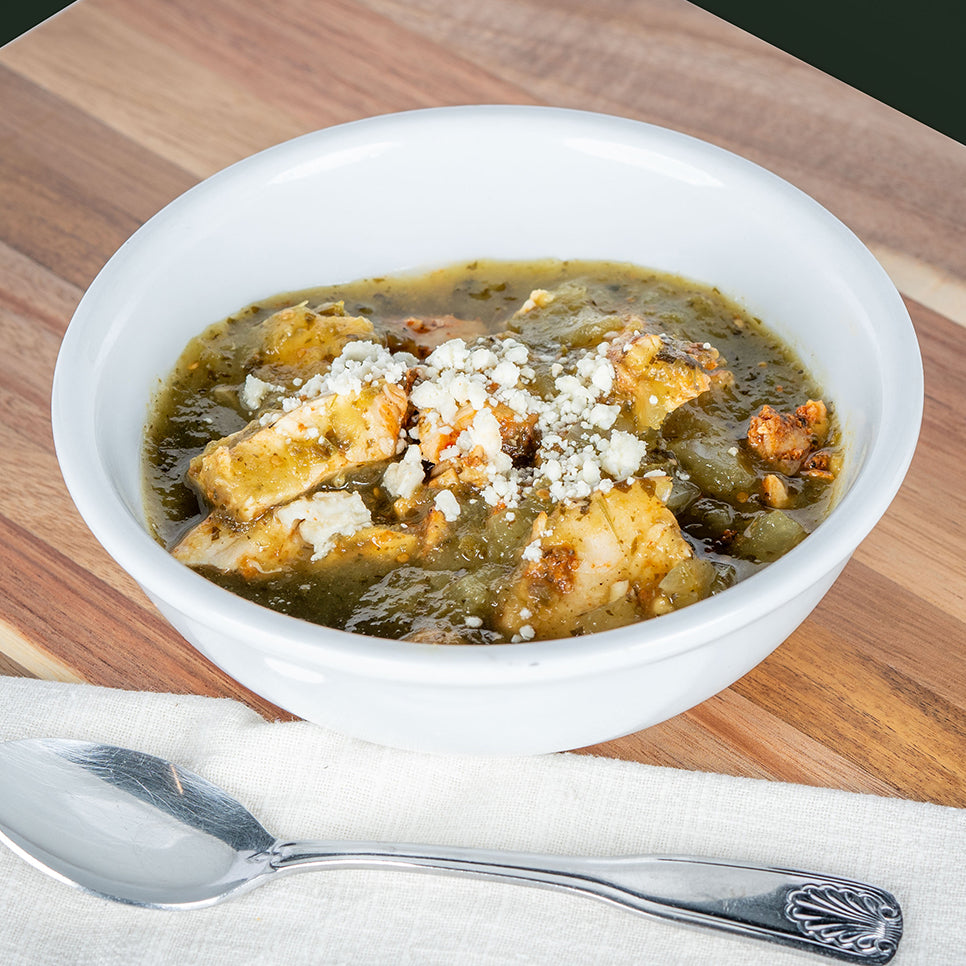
top-left (0, 677), bottom-right (960, 965)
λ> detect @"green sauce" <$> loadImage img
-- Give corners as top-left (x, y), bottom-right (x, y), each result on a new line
top-left (143, 259), bottom-right (839, 642)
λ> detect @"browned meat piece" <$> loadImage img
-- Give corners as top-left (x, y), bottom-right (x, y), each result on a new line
top-left (796, 399), bottom-right (830, 442)
top-left (381, 314), bottom-right (489, 357)
top-left (496, 477), bottom-right (692, 639)
top-left (520, 545), bottom-right (578, 595)
top-left (607, 331), bottom-right (729, 430)
top-left (747, 399), bottom-right (829, 474)
top-left (800, 449), bottom-right (837, 480)
top-left (493, 406), bottom-right (541, 465)
top-left (417, 401), bottom-right (540, 487)
top-left (188, 381), bottom-right (408, 523)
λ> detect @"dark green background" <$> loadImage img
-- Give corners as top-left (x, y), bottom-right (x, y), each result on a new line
top-left (2, 1), bottom-right (72, 47)
top-left (2, 1), bottom-right (963, 145)
top-left (693, 0), bottom-right (963, 145)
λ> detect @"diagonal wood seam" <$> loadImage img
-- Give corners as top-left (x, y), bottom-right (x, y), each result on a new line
top-left (0, 615), bottom-right (84, 683)
top-left (868, 244), bottom-right (966, 329)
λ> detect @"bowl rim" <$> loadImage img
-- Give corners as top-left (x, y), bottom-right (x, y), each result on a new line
top-left (51, 104), bottom-right (924, 685)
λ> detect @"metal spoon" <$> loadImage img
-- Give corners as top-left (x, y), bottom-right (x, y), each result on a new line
top-left (0, 738), bottom-right (901, 962)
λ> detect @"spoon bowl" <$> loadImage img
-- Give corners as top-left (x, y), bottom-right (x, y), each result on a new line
top-left (0, 738), bottom-right (276, 907)
top-left (0, 738), bottom-right (903, 962)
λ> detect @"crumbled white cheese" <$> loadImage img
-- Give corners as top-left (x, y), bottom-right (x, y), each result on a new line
top-left (518, 624), bottom-right (536, 640)
top-left (382, 444), bottom-right (425, 500)
top-left (425, 338), bottom-right (470, 371)
top-left (433, 489), bottom-right (461, 522)
top-left (462, 408), bottom-right (504, 464)
top-left (326, 341), bottom-right (414, 396)
top-left (598, 430), bottom-right (647, 479)
top-left (577, 354), bottom-right (614, 393)
top-left (521, 540), bottom-right (543, 562)
top-left (240, 374), bottom-right (283, 411)
top-left (491, 359), bottom-right (520, 387)
top-left (464, 616), bottom-right (483, 628)
top-left (294, 341), bottom-right (416, 402)
top-left (504, 341), bottom-right (529, 365)
top-left (470, 347), bottom-right (498, 371)
top-left (276, 491), bottom-right (372, 561)
top-left (411, 369), bottom-right (487, 425)
top-left (588, 403), bottom-right (620, 430)
top-left (262, 316), bottom-right (675, 517)
top-left (580, 458), bottom-right (602, 486)
top-left (502, 387), bottom-right (532, 415)
top-left (543, 458), bottom-right (562, 482)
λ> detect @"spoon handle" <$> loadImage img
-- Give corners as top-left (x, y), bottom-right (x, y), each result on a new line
top-left (270, 841), bottom-right (901, 963)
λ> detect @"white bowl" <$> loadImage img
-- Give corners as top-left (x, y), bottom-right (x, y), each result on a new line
top-left (52, 106), bottom-right (922, 755)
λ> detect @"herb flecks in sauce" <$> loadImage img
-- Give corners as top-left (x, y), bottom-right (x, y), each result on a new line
top-left (143, 260), bottom-right (840, 643)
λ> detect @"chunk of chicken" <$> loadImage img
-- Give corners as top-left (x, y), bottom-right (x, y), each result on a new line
top-left (188, 381), bottom-right (408, 523)
top-left (419, 401), bottom-right (539, 465)
top-left (173, 511), bottom-right (305, 577)
top-left (514, 288), bottom-right (555, 316)
top-left (496, 478), bottom-right (692, 639)
top-left (761, 473), bottom-right (792, 508)
top-left (417, 401), bottom-right (539, 488)
top-left (174, 494), bottom-right (418, 578)
top-left (607, 332), bottom-right (728, 430)
top-left (746, 399), bottom-right (829, 474)
top-left (250, 302), bottom-right (376, 380)
top-left (418, 506), bottom-right (453, 554)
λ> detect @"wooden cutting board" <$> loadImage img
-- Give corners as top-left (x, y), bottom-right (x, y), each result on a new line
top-left (1, 0), bottom-right (964, 807)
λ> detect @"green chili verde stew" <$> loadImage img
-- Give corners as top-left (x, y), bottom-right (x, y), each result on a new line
top-left (143, 259), bottom-right (841, 644)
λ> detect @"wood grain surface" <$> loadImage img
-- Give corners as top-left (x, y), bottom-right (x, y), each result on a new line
top-left (2, 0), bottom-right (964, 806)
